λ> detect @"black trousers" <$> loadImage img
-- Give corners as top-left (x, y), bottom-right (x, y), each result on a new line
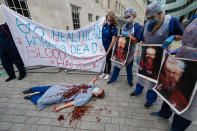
top-left (104, 50), bottom-right (112, 74)
top-left (159, 101), bottom-right (192, 131)
top-left (0, 45), bottom-right (26, 78)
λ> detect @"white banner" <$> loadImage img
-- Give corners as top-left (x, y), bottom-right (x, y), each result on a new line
top-left (0, 5), bottom-right (106, 72)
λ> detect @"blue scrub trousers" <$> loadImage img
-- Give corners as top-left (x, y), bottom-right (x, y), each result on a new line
top-left (109, 60), bottom-right (133, 84)
top-left (29, 86), bottom-right (51, 104)
top-left (159, 101), bottom-right (192, 131)
top-left (134, 83), bottom-right (157, 104)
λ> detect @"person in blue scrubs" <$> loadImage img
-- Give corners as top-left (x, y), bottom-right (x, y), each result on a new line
top-left (130, 2), bottom-right (184, 109)
top-left (23, 77), bottom-right (105, 111)
top-left (107, 8), bottom-right (142, 86)
top-left (150, 14), bottom-right (197, 131)
top-left (100, 11), bottom-right (118, 80)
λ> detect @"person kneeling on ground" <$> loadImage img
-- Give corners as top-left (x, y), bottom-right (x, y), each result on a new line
top-left (23, 76), bottom-right (104, 111)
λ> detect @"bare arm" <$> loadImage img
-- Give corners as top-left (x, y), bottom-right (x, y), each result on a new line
top-left (53, 101), bottom-right (74, 112)
top-left (106, 36), bottom-right (116, 55)
top-left (90, 76), bottom-right (99, 83)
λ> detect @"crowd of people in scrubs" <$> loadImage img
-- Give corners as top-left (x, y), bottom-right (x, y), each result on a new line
top-left (0, 1), bottom-right (197, 131)
top-left (99, 2), bottom-right (197, 131)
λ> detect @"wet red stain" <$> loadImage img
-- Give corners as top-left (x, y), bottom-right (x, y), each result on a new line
top-left (82, 90), bottom-right (87, 93)
top-left (96, 117), bottom-right (101, 122)
top-left (69, 105), bottom-right (93, 129)
top-left (57, 114), bottom-right (64, 122)
top-left (63, 84), bottom-right (91, 99)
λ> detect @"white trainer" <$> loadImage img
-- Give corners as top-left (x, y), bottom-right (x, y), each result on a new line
top-left (104, 74), bottom-right (110, 80)
top-left (99, 73), bottom-right (105, 78)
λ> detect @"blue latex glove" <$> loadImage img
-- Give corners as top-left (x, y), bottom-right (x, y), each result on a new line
top-left (169, 48), bottom-right (180, 55)
top-left (122, 31), bottom-right (129, 36)
top-left (162, 35), bottom-right (175, 49)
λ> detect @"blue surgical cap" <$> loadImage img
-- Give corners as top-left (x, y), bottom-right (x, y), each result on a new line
top-left (146, 2), bottom-right (162, 18)
top-left (124, 8), bottom-right (136, 17)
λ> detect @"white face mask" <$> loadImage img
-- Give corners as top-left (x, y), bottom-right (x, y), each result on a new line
top-left (126, 17), bottom-right (133, 23)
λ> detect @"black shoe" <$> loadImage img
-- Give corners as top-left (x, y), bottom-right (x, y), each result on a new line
top-left (5, 76), bottom-right (16, 82)
top-left (150, 112), bottom-right (167, 119)
top-left (107, 81), bottom-right (113, 84)
top-left (23, 89), bottom-right (31, 94)
top-left (24, 92), bottom-right (40, 99)
top-left (144, 102), bottom-right (152, 109)
top-left (130, 92), bottom-right (138, 96)
top-left (24, 95), bottom-right (32, 99)
top-left (129, 82), bottom-right (133, 87)
top-left (18, 74), bottom-right (26, 80)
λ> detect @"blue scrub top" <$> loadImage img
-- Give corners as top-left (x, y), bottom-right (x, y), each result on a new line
top-left (73, 82), bottom-right (94, 106)
top-left (189, 14), bottom-right (197, 24)
top-left (142, 17), bottom-right (184, 41)
top-left (102, 23), bottom-right (118, 51)
top-left (122, 22), bottom-right (143, 42)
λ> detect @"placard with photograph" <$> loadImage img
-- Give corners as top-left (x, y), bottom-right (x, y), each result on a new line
top-left (153, 55), bottom-right (197, 114)
top-left (111, 36), bottom-right (131, 65)
top-left (137, 44), bottom-right (164, 83)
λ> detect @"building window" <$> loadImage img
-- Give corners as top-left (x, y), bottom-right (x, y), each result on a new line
top-left (71, 5), bottom-right (80, 30)
top-left (96, 16), bottom-right (100, 21)
top-left (108, 0), bottom-right (110, 9)
top-left (88, 13), bottom-right (93, 22)
top-left (166, 0), bottom-right (176, 4)
top-left (95, 0), bottom-right (98, 3)
top-left (5, 0), bottom-right (31, 19)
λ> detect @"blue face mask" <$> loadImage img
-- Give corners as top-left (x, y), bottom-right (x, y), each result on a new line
top-left (126, 17), bottom-right (133, 23)
top-left (93, 87), bottom-right (99, 93)
top-left (149, 18), bottom-right (158, 24)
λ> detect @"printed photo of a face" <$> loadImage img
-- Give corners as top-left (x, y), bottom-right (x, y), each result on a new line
top-left (138, 45), bottom-right (163, 81)
top-left (111, 36), bottom-right (130, 65)
top-left (155, 55), bottom-right (197, 112)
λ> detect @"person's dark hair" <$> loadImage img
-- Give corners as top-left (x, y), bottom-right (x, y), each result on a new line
top-left (98, 89), bottom-right (105, 99)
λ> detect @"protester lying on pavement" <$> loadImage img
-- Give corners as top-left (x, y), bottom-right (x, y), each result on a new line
top-left (23, 76), bottom-right (104, 111)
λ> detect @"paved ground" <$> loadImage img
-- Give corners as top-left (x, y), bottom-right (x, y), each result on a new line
top-left (0, 67), bottom-right (196, 131)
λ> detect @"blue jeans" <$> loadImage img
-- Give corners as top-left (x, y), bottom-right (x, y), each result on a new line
top-left (29, 86), bottom-right (51, 104)
top-left (134, 83), bottom-right (157, 104)
top-left (159, 101), bottom-right (192, 131)
top-left (109, 60), bottom-right (133, 84)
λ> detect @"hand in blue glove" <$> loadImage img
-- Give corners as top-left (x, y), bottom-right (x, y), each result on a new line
top-left (162, 35), bottom-right (175, 49)
top-left (122, 32), bottom-right (129, 36)
top-left (169, 48), bottom-right (180, 55)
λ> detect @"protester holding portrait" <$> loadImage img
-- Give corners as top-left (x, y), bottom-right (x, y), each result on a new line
top-left (130, 2), bottom-right (184, 109)
top-left (151, 14), bottom-right (197, 131)
top-left (107, 8), bottom-right (142, 87)
top-left (99, 11), bottom-right (118, 80)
